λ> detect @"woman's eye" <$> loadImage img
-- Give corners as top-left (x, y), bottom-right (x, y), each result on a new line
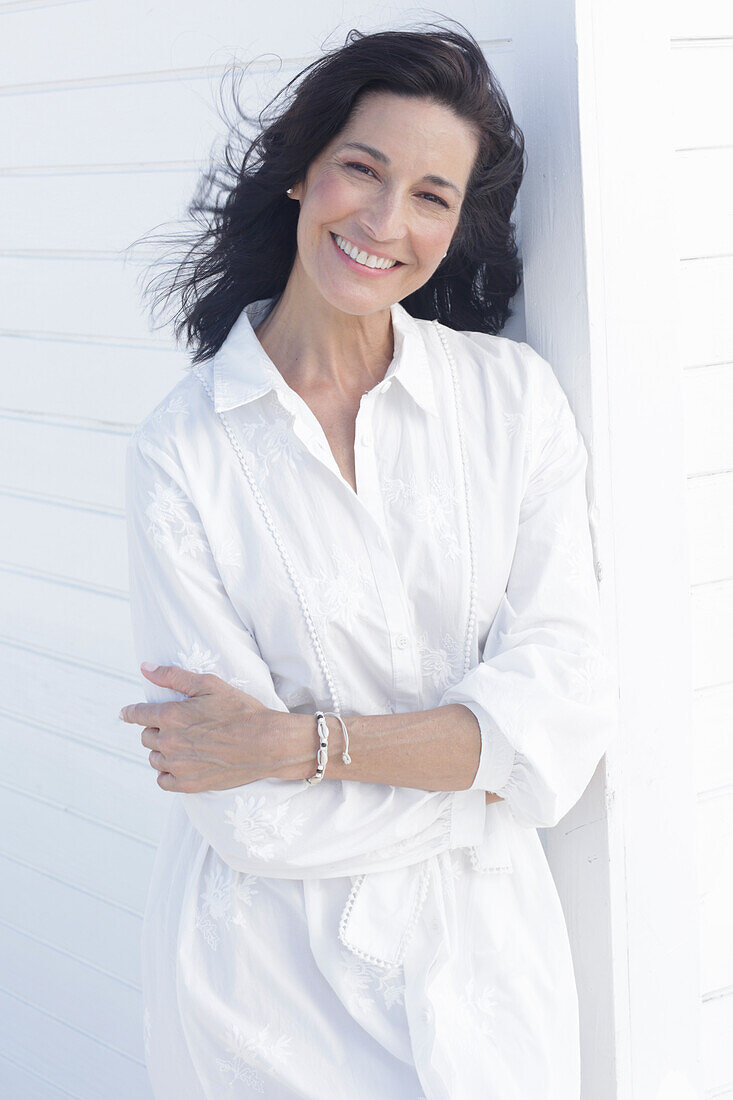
top-left (346, 161), bottom-right (376, 178)
top-left (344, 162), bottom-right (448, 208)
top-left (421, 192), bottom-right (448, 208)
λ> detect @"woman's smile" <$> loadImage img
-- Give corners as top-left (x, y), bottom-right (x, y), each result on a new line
top-left (329, 230), bottom-right (405, 276)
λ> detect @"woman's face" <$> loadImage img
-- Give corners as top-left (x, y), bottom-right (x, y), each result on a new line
top-left (288, 91), bottom-right (479, 315)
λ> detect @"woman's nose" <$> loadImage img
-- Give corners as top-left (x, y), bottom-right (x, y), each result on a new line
top-left (359, 191), bottom-right (408, 244)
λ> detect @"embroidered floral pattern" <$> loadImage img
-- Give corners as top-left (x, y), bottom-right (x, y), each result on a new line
top-left (502, 410), bottom-right (526, 439)
top-left (216, 1020), bottom-right (292, 1092)
top-left (339, 946), bottom-right (406, 1013)
top-left (225, 794), bottom-right (309, 860)
top-left (214, 534), bottom-right (245, 575)
top-left (144, 480), bottom-right (209, 559)
top-left (176, 641), bottom-right (221, 675)
top-left (456, 975), bottom-right (499, 1038)
top-left (533, 393), bottom-right (579, 467)
top-left (568, 652), bottom-right (608, 704)
top-left (195, 862), bottom-right (260, 951)
top-left (383, 471), bottom-right (462, 560)
top-left (417, 630), bottom-right (461, 693)
top-left (304, 545), bottom-right (373, 632)
top-left (131, 390), bottom-right (190, 445)
top-left (229, 676), bottom-right (254, 692)
top-left (237, 394), bottom-right (303, 479)
top-left (550, 514), bottom-right (596, 594)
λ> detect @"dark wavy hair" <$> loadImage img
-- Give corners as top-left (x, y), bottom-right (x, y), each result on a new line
top-left (134, 19), bottom-right (526, 365)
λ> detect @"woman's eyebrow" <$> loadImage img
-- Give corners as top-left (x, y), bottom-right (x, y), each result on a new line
top-left (335, 140), bottom-right (462, 198)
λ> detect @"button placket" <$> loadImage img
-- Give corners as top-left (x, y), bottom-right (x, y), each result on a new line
top-left (352, 395), bottom-right (422, 710)
top-left (352, 396), bottom-right (383, 523)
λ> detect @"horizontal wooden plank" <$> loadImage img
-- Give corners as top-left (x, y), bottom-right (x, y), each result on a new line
top-left (1, 494), bottom-right (128, 592)
top-left (0, 713), bottom-right (164, 845)
top-left (0, 988), bottom-right (152, 1100)
top-left (694, 685), bottom-right (733, 794)
top-left (1, 333), bottom-right (187, 424)
top-left (0, 567), bottom-right (135, 672)
top-left (0, 415), bottom-right (128, 509)
top-left (0, 0), bottom-right (515, 91)
top-left (677, 258), bottom-right (733, 369)
top-left (0, 255), bottom-right (161, 343)
top-left (690, 580), bottom-right (733, 690)
top-left (0, 1050), bottom-right (82, 1099)
top-left (1, 43), bottom-right (518, 171)
top-left (2, 71), bottom-right (261, 171)
top-left (697, 789), bottom-right (733, 904)
top-left (0, 640), bottom-right (146, 757)
top-left (674, 147), bottom-right (733, 259)
top-left (671, 42), bottom-right (733, 149)
top-left (702, 989), bottom-right (733, 1095)
top-left (0, 854), bottom-right (142, 988)
top-left (700, 873), bottom-right (733, 1007)
top-left (0, 923), bottom-right (144, 1060)
top-left (670, 0), bottom-right (733, 40)
top-left (0, 166), bottom-right (200, 253)
top-left (698, 790), bottom-right (733, 995)
top-left (0, 786), bottom-right (154, 914)
top-left (686, 473), bottom-right (733, 586)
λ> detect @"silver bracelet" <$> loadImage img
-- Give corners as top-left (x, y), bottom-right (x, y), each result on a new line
top-left (305, 711), bottom-right (352, 785)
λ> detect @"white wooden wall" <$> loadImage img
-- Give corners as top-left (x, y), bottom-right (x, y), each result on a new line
top-left (670, 3), bottom-right (733, 1096)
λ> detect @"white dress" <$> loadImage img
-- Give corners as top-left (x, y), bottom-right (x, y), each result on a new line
top-left (124, 296), bottom-right (617, 1099)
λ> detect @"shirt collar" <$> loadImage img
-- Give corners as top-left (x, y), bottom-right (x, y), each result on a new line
top-left (212, 296), bottom-right (439, 418)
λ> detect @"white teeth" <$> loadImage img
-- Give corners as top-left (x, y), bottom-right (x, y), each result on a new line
top-left (334, 234), bottom-right (397, 270)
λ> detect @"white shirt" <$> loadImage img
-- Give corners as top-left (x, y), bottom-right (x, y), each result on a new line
top-left (125, 296), bottom-right (617, 1099)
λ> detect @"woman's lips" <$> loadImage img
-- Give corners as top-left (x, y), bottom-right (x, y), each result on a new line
top-left (330, 232), bottom-right (403, 275)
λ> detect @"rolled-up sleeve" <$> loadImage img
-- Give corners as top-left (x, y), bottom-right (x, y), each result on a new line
top-left (438, 344), bottom-right (617, 829)
top-left (124, 432), bottom-right (486, 878)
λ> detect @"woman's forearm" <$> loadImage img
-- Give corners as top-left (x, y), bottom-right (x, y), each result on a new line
top-left (270, 703), bottom-right (504, 802)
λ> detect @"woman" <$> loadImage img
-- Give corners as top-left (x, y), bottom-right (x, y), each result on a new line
top-left (120, 23), bottom-right (617, 1100)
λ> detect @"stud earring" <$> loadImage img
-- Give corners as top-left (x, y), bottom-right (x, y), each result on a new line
top-left (286, 188), bottom-right (293, 195)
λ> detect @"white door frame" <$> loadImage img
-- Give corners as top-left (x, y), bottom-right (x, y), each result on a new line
top-left (512, 0), bottom-right (702, 1095)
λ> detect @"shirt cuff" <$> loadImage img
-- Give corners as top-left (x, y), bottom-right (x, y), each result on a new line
top-left (458, 699), bottom-right (517, 793)
top-left (449, 787), bottom-right (487, 849)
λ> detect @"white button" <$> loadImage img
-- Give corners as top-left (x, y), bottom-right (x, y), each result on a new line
top-left (358, 433), bottom-right (372, 447)
top-left (394, 633), bottom-right (409, 649)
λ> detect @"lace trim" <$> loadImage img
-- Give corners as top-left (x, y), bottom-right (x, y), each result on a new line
top-left (193, 364), bottom-right (342, 717)
top-left (337, 860), bottom-right (433, 969)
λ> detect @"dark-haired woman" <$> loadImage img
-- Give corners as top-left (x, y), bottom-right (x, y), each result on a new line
top-left (120, 24), bottom-right (616, 1099)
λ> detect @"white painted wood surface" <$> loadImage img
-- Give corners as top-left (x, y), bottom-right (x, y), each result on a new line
top-left (670, 5), bottom-right (733, 1096)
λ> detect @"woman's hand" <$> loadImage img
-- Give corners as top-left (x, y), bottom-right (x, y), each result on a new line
top-left (118, 663), bottom-right (278, 793)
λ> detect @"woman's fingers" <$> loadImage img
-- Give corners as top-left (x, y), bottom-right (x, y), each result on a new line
top-left (140, 726), bottom-right (160, 750)
top-left (148, 749), bottom-right (167, 772)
